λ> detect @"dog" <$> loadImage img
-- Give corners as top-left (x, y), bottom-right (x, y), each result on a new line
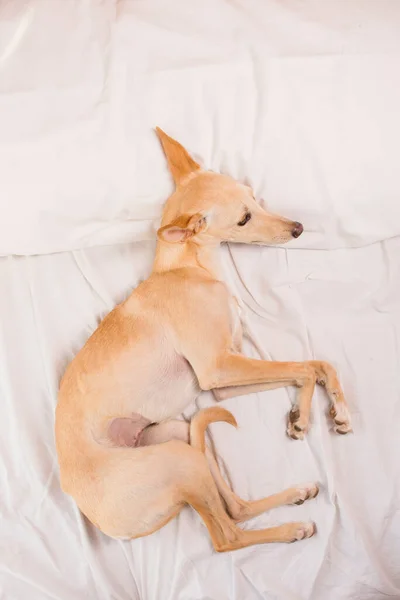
top-left (55, 129), bottom-right (352, 552)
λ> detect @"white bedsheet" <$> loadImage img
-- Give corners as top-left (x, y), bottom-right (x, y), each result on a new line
top-left (1, 1), bottom-right (400, 599)
top-left (1, 238), bottom-right (399, 599)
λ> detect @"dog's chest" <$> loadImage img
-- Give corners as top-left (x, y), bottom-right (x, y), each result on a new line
top-left (228, 294), bottom-right (244, 348)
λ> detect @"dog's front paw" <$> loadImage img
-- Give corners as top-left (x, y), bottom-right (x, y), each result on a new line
top-left (329, 403), bottom-right (352, 435)
top-left (286, 406), bottom-right (308, 440)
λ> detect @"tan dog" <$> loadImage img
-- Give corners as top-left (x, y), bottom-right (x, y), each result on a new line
top-left (55, 129), bottom-right (352, 552)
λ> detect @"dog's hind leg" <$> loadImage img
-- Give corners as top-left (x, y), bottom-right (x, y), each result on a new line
top-left (97, 441), bottom-right (315, 549)
top-left (182, 465), bottom-right (316, 551)
top-left (190, 407), bottom-right (319, 523)
top-left (139, 420), bottom-right (190, 446)
top-left (139, 418), bottom-right (246, 518)
top-left (138, 411), bottom-right (319, 526)
top-left (205, 447), bottom-right (319, 522)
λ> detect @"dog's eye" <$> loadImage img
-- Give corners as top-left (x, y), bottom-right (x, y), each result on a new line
top-left (237, 212), bottom-right (251, 227)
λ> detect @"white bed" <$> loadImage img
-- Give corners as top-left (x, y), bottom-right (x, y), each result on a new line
top-left (1, 2), bottom-right (400, 599)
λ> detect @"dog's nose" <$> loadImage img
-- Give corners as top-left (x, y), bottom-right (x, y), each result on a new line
top-left (291, 222), bottom-right (303, 238)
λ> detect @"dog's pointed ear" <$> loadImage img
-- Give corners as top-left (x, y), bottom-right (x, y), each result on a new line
top-left (155, 127), bottom-right (201, 186)
top-left (157, 213), bottom-right (207, 243)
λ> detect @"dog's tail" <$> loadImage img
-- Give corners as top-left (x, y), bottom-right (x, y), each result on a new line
top-left (190, 407), bottom-right (237, 453)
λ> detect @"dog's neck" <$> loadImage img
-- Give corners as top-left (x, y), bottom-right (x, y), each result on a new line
top-left (152, 240), bottom-right (223, 280)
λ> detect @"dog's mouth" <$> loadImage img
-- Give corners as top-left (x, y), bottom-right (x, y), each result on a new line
top-left (250, 222), bottom-right (304, 246)
top-left (252, 233), bottom-right (301, 245)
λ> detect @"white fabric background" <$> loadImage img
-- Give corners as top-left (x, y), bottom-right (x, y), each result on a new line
top-left (0, 1), bottom-right (399, 599)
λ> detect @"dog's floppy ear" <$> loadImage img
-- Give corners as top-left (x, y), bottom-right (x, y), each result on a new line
top-left (155, 127), bottom-right (201, 186)
top-left (157, 213), bottom-right (207, 243)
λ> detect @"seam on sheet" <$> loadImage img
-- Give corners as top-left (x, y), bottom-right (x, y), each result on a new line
top-left (0, 259), bottom-right (21, 501)
top-left (33, 458), bottom-right (58, 521)
top-left (24, 258), bottom-right (64, 525)
top-left (25, 257), bottom-right (55, 405)
top-left (240, 566), bottom-right (301, 600)
top-left (225, 243), bottom-right (278, 329)
top-left (0, 568), bottom-right (61, 600)
top-left (117, 542), bottom-right (141, 600)
top-left (72, 505), bottom-right (107, 600)
top-left (72, 250), bottom-right (114, 309)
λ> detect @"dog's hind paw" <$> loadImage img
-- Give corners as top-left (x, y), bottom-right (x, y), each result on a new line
top-left (284, 522), bottom-right (316, 543)
top-left (290, 482), bottom-right (319, 505)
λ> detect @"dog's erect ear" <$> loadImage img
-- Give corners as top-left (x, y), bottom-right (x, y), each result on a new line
top-left (157, 213), bottom-right (207, 243)
top-left (155, 127), bottom-right (201, 186)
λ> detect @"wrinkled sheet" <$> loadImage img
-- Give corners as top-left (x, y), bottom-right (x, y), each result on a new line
top-left (1, 238), bottom-right (399, 600)
top-left (1, 0), bottom-right (400, 254)
top-left (1, 0), bottom-right (400, 599)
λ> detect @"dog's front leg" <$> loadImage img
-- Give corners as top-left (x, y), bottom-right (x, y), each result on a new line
top-left (200, 353), bottom-right (351, 439)
top-left (213, 381), bottom-right (289, 401)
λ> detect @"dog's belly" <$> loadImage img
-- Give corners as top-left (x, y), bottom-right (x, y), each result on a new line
top-left (100, 353), bottom-right (196, 449)
top-left (137, 352), bottom-right (200, 423)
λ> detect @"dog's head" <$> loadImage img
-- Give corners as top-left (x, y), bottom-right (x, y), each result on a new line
top-left (156, 128), bottom-right (303, 246)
